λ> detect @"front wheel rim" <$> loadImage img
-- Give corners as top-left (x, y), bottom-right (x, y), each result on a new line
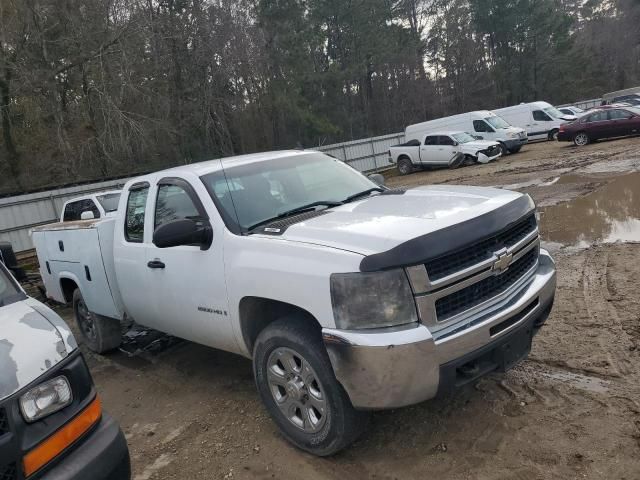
top-left (399, 162), bottom-right (409, 174)
top-left (575, 133), bottom-right (588, 145)
top-left (266, 347), bottom-right (327, 433)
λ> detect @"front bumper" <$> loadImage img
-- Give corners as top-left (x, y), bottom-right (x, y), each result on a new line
top-left (323, 250), bottom-right (556, 410)
top-left (557, 131), bottom-right (572, 142)
top-left (40, 413), bottom-right (130, 480)
top-left (504, 138), bottom-right (528, 149)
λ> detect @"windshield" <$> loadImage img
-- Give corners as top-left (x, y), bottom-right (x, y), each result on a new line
top-left (628, 107), bottom-right (640, 116)
top-left (485, 116), bottom-right (510, 129)
top-left (544, 106), bottom-right (567, 119)
top-left (571, 107), bottom-right (584, 113)
top-left (0, 264), bottom-right (23, 307)
top-left (96, 193), bottom-right (121, 213)
top-left (452, 132), bottom-right (476, 144)
top-left (201, 153), bottom-right (377, 231)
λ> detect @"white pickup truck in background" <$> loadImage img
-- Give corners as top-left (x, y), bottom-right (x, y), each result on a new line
top-left (32, 150), bottom-right (556, 456)
top-left (389, 131), bottom-right (503, 175)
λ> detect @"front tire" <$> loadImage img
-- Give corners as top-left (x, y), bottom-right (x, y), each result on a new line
top-left (508, 146), bottom-right (522, 154)
top-left (498, 142), bottom-right (509, 156)
top-left (253, 317), bottom-right (369, 456)
top-left (548, 129), bottom-right (559, 141)
top-left (573, 132), bottom-right (590, 146)
top-left (73, 289), bottom-right (122, 353)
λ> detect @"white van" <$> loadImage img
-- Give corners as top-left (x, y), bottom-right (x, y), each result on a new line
top-left (405, 110), bottom-right (527, 155)
top-left (493, 101), bottom-right (575, 141)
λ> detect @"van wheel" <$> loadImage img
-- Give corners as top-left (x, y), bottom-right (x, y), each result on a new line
top-left (508, 146), bottom-right (522, 154)
top-left (498, 142), bottom-right (508, 156)
top-left (73, 289), bottom-right (122, 353)
top-left (573, 132), bottom-right (589, 146)
top-left (253, 317), bottom-right (369, 456)
top-left (397, 158), bottom-right (413, 175)
top-left (548, 129), bottom-right (559, 141)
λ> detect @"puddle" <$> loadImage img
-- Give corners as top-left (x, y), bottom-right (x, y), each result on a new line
top-left (538, 172), bottom-right (640, 248)
top-left (540, 370), bottom-right (609, 394)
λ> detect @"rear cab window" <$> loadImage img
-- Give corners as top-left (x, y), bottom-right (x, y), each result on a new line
top-left (63, 199), bottom-right (100, 221)
top-left (424, 136), bottom-right (438, 145)
top-left (125, 183), bottom-right (150, 243)
top-left (438, 136), bottom-right (455, 146)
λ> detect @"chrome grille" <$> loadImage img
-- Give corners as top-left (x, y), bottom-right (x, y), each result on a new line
top-left (435, 248), bottom-right (538, 321)
top-left (425, 214), bottom-right (536, 282)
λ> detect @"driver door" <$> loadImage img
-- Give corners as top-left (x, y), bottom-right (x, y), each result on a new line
top-left (143, 176), bottom-right (235, 350)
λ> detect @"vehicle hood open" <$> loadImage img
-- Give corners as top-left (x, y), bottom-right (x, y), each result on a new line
top-left (0, 300), bottom-right (75, 401)
top-left (275, 185), bottom-right (534, 270)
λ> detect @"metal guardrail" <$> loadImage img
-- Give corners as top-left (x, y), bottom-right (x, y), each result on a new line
top-left (557, 98), bottom-right (603, 110)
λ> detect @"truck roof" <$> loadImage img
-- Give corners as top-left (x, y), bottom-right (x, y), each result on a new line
top-left (145, 150), bottom-right (316, 178)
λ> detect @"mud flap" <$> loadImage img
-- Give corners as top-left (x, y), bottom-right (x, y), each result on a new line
top-left (448, 152), bottom-right (465, 168)
top-left (476, 152), bottom-right (490, 164)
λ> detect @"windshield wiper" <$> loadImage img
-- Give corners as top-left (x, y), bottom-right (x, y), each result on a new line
top-left (247, 201), bottom-right (343, 232)
top-left (342, 187), bottom-right (385, 203)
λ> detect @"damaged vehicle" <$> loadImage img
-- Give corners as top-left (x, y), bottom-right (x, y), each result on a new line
top-left (0, 262), bottom-right (130, 479)
top-left (32, 150), bottom-right (556, 456)
top-left (389, 131), bottom-right (502, 175)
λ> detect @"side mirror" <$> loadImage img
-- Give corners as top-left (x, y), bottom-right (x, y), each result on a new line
top-left (80, 211), bottom-right (95, 220)
top-left (368, 173), bottom-right (386, 186)
top-left (153, 218), bottom-right (213, 250)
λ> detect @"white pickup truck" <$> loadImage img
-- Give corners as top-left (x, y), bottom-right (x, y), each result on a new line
top-left (389, 131), bottom-right (503, 175)
top-left (32, 150), bottom-right (556, 456)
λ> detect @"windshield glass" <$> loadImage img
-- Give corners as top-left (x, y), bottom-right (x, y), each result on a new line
top-left (96, 193), bottom-right (121, 213)
top-left (452, 132), bottom-right (476, 143)
top-left (201, 153), bottom-right (377, 231)
top-left (485, 116), bottom-right (510, 129)
top-left (571, 107), bottom-right (584, 113)
top-left (544, 106), bottom-right (567, 119)
top-left (0, 264), bottom-right (23, 307)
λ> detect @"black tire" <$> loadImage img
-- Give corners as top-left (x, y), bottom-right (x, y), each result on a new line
top-left (548, 129), bottom-right (559, 141)
top-left (573, 131), bottom-right (590, 146)
top-left (253, 317), bottom-right (369, 456)
top-left (498, 142), bottom-right (509, 156)
top-left (397, 157), bottom-right (413, 176)
top-left (508, 146), bottom-right (522, 154)
top-left (73, 289), bottom-right (122, 353)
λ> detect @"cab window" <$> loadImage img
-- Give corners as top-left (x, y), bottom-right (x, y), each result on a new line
top-left (424, 136), bottom-right (438, 145)
top-left (125, 184), bottom-right (149, 243)
top-left (438, 136), bottom-right (455, 146)
top-left (154, 184), bottom-right (203, 229)
top-left (63, 199), bottom-right (99, 221)
top-left (533, 110), bottom-right (552, 121)
top-left (473, 120), bottom-right (490, 132)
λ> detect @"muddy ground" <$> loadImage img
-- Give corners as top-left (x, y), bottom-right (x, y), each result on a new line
top-left (56, 138), bottom-right (640, 479)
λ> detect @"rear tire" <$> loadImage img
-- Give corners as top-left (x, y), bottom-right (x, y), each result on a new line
top-left (573, 132), bottom-right (589, 146)
top-left (548, 129), bottom-right (559, 141)
top-left (397, 157), bottom-right (413, 175)
top-left (253, 317), bottom-right (369, 456)
top-left (73, 289), bottom-right (122, 353)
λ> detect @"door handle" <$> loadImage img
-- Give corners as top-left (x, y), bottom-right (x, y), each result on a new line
top-left (147, 260), bottom-right (165, 269)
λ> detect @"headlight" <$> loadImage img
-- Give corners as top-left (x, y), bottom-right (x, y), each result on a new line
top-left (20, 376), bottom-right (73, 422)
top-left (507, 132), bottom-right (517, 138)
top-left (330, 269), bottom-right (418, 329)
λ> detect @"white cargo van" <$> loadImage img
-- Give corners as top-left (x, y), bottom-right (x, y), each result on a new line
top-left (405, 110), bottom-right (527, 155)
top-left (493, 101), bottom-right (575, 141)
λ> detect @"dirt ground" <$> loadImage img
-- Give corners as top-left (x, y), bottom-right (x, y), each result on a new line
top-left (56, 138), bottom-right (640, 479)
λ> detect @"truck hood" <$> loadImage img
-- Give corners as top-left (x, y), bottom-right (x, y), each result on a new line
top-left (0, 300), bottom-right (75, 401)
top-left (275, 185), bottom-right (531, 260)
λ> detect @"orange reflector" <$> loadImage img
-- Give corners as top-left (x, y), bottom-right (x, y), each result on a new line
top-left (23, 396), bottom-right (102, 477)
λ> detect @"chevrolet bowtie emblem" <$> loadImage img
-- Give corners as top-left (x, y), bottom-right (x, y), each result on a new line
top-left (493, 250), bottom-right (513, 275)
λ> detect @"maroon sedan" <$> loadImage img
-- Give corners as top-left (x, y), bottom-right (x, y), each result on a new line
top-left (557, 107), bottom-right (640, 146)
